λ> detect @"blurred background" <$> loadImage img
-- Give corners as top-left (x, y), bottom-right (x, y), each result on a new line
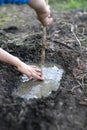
top-left (49, 0), bottom-right (87, 10)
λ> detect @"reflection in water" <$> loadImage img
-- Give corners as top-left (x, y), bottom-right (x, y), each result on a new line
top-left (17, 64), bottom-right (64, 100)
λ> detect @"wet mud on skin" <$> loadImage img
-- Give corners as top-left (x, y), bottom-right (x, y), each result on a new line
top-left (0, 5), bottom-right (87, 130)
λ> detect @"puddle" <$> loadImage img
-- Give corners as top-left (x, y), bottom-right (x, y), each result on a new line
top-left (16, 64), bottom-right (64, 100)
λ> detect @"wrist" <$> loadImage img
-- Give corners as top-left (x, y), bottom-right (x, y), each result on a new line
top-left (13, 57), bottom-right (22, 68)
top-left (29, 0), bottom-right (47, 14)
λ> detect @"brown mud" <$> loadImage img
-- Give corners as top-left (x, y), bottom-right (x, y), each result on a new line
top-left (0, 5), bottom-right (87, 130)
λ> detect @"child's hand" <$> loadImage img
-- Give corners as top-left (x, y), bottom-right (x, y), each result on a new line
top-left (37, 5), bottom-right (53, 26)
top-left (17, 62), bottom-right (44, 80)
top-left (29, 0), bottom-right (53, 26)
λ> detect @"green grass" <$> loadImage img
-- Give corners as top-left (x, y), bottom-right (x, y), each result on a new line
top-left (0, 17), bottom-right (11, 27)
top-left (49, 0), bottom-right (87, 10)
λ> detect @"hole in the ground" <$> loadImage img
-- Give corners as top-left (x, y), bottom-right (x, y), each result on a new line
top-left (15, 63), bottom-right (64, 100)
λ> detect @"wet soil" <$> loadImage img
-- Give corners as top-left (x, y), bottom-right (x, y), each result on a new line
top-left (0, 5), bottom-right (87, 130)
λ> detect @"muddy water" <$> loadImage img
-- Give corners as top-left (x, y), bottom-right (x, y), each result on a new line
top-left (16, 64), bottom-right (64, 100)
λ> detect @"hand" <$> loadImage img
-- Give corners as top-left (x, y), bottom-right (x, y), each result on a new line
top-left (17, 61), bottom-right (44, 80)
top-left (0, 49), bottom-right (44, 80)
top-left (37, 5), bottom-right (53, 26)
top-left (29, 0), bottom-right (53, 26)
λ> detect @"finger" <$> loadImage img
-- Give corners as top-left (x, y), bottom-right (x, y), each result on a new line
top-left (32, 73), bottom-right (44, 80)
top-left (32, 70), bottom-right (43, 77)
top-left (34, 68), bottom-right (42, 73)
top-left (31, 66), bottom-right (42, 72)
top-left (37, 72), bottom-right (42, 76)
top-left (31, 65), bottom-right (37, 68)
top-left (29, 75), bottom-right (33, 80)
top-left (27, 69), bottom-right (44, 80)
